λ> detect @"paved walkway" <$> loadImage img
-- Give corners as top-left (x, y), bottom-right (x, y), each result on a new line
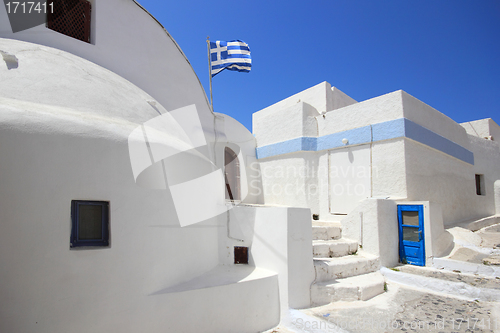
top-left (301, 283), bottom-right (500, 333)
top-left (263, 223), bottom-right (500, 333)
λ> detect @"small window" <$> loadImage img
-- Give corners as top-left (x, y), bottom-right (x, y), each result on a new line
top-left (475, 174), bottom-right (485, 196)
top-left (71, 200), bottom-right (109, 248)
top-left (47, 0), bottom-right (92, 43)
top-left (234, 247), bottom-right (248, 264)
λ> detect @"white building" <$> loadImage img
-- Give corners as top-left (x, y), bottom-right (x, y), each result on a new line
top-left (0, 1), bottom-right (314, 332)
top-left (254, 81), bottom-right (500, 274)
top-left (2, 1), bottom-right (499, 331)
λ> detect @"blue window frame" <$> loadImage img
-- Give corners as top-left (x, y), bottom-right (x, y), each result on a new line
top-left (71, 200), bottom-right (109, 248)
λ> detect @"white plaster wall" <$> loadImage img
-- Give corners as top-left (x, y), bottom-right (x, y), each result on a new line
top-left (371, 138), bottom-right (408, 199)
top-left (0, 38), bottom-right (160, 125)
top-left (317, 151), bottom-right (333, 221)
top-left (495, 180), bottom-right (500, 214)
top-left (214, 204), bottom-right (314, 313)
top-left (331, 86), bottom-right (357, 110)
top-left (468, 135), bottom-right (500, 215)
top-left (341, 199), bottom-right (399, 267)
top-left (0, 38), bottom-right (282, 332)
top-left (405, 133), bottom-right (500, 227)
top-left (404, 139), bottom-right (480, 226)
top-left (401, 92), bottom-right (470, 148)
top-left (250, 206), bottom-right (315, 311)
top-left (0, 112), bottom-right (221, 332)
top-left (214, 113), bottom-right (261, 204)
top-left (488, 119), bottom-right (500, 141)
top-left (253, 82), bottom-right (355, 121)
top-left (317, 91), bottom-right (405, 136)
top-left (259, 139), bottom-right (408, 223)
top-left (0, 0), bottom-right (214, 126)
top-left (258, 152), bottom-right (320, 216)
top-left (253, 102), bottom-right (319, 147)
top-left (461, 118), bottom-right (500, 141)
top-left (329, 145), bottom-right (371, 214)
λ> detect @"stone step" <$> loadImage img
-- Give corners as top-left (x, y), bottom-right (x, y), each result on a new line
top-left (314, 252), bottom-right (380, 281)
top-left (313, 238), bottom-right (358, 258)
top-left (311, 272), bottom-right (386, 306)
top-left (312, 221), bottom-right (342, 241)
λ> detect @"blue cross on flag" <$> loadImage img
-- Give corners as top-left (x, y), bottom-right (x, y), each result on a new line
top-left (210, 40), bottom-right (251, 77)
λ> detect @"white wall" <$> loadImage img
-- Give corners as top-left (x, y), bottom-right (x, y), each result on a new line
top-left (258, 152), bottom-right (320, 217)
top-left (371, 139), bottom-right (408, 199)
top-left (253, 82), bottom-right (356, 124)
top-left (329, 145), bottom-right (371, 214)
top-left (318, 90), bottom-right (404, 136)
top-left (461, 118), bottom-right (500, 141)
top-left (341, 199), bottom-right (399, 267)
top-left (250, 206), bottom-right (315, 311)
top-left (253, 102), bottom-right (319, 147)
top-left (401, 92), bottom-right (470, 148)
top-left (404, 135), bottom-right (500, 226)
top-left (0, 110), bottom-right (222, 332)
top-left (0, 0), bottom-right (213, 126)
top-left (0, 33), bottom-right (285, 332)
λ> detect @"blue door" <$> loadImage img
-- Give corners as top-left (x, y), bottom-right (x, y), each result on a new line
top-left (398, 205), bottom-right (425, 266)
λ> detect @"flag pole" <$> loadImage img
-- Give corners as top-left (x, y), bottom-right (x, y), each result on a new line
top-left (207, 36), bottom-right (214, 113)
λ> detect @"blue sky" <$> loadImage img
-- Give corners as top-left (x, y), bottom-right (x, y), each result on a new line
top-left (137, 0), bottom-right (500, 131)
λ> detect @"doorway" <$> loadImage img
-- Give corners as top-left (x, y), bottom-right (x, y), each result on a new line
top-left (397, 205), bottom-right (425, 266)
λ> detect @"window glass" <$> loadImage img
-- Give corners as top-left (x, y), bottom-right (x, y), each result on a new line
top-left (402, 226), bottom-right (419, 242)
top-left (78, 205), bottom-right (103, 240)
top-left (401, 211), bottom-right (419, 226)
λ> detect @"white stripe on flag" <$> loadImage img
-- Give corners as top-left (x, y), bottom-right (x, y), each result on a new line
top-left (212, 58), bottom-right (251, 66)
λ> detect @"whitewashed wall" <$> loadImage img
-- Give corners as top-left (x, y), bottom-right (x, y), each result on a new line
top-left (0, 10), bottom-right (292, 330)
top-left (0, 0), bottom-right (213, 126)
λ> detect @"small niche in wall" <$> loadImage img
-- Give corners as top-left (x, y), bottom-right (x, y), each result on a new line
top-left (234, 246), bottom-right (248, 264)
top-left (475, 174), bottom-right (485, 196)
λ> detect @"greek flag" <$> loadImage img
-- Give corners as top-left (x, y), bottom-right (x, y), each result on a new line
top-left (210, 40), bottom-right (251, 77)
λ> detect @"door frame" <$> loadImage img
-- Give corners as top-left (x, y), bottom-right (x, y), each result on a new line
top-left (397, 204), bottom-right (425, 266)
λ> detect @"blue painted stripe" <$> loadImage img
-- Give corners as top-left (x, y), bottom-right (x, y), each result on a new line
top-left (404, 119), bottom-right (474, 165)
top-left (256, 118), bottom-right (474, 164)
top-left (372, 118), bottom-right (406, 141)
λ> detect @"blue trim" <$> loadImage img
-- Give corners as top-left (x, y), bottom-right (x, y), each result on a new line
top-left (317, 125), bottom-right (372, 151)
top-left (256, 118), bottom-right (474, 164)
top-left (398, 205), bottom-right (425, 266)
top-left (70, 200), bottom-right (110, 248)
top-left (404, 119), bottom-right (474, 165)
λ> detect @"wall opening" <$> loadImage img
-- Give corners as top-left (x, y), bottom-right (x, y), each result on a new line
top-left (475, 174), bottom-right (485, 196)
top-left (234, 247), bottom-right (248, 264)
top-left (224, 147), bottom-right (241, 201)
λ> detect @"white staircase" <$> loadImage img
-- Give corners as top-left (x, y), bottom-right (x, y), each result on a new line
top-left (311, 221), bottom-right (385, 306)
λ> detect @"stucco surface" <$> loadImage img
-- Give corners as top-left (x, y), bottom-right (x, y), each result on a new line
top-left (253, 82), bottom-right (356, 121)
top-left (318, 90), bottom-right (404, 136)
top-left (0, 39), bottom-right (160, 125)
top-left (461, 118), bottom-right (500, 141)
top-left (0, 0), bottom-right (213, 122)
top-left (253, 102), bottom-right (319, 147)
top-left (401, 91), bottom-right (470, 149)
top-left (405, 139), bottom-right (480, 226)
